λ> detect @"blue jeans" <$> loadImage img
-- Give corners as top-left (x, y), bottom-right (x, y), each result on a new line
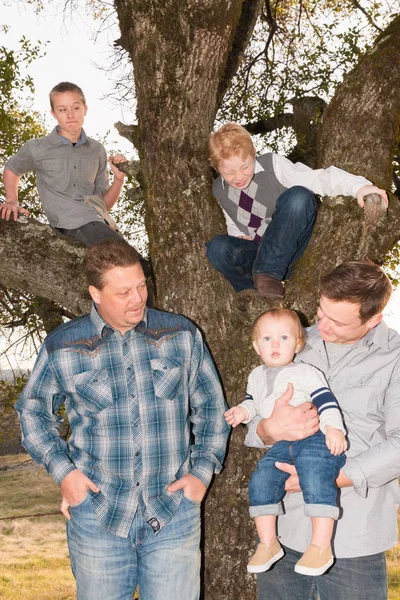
top-left (66, 494), bottom-right (201, 600)
top-left (256, 544), bottom-right (388, 600)
top-left (205, 186), bottom-right (316, 291)
top-left (249, 431), bottom-right (346, 519)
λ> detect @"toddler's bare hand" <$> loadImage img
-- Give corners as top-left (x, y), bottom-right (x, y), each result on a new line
top-left (325, 427), bottom-right (348, 456)
top-left (224, 406), bottom-right (247, 427)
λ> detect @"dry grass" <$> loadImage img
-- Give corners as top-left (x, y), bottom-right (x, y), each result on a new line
top-left (387, 542), bottom-right (400, 600)
top-left (0, 455), bottom-right (399, 599)
top-left (0, 456), bottom-right (76, 600)
top-left (0, 518), bottom-right (76, 600)
top-left (0, 456), bottom-right (140, 600)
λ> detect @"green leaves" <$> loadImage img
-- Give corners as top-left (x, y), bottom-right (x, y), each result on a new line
top-left (218, 0), bottom-right (397, 153)
top-left (0, 38), bottom-right (47, 215)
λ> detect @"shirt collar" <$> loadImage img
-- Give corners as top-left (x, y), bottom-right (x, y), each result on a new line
top-left (89, 303), bottom-right (148, 338)
top-left (51, 126), bottom-right (87, 147)
top-left (305, 320), bottom-right (390, 352)
top-left (220, 157), bottom-right (263, 189)
top-left (362, 320), bottom-right (391, 350)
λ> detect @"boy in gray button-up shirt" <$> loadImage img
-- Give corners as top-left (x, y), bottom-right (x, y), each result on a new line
top-left (0, 81), bottom-right (128, 248)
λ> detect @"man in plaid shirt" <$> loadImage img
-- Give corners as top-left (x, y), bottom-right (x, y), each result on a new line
top-left (16, 239), bottom-right (229, 600)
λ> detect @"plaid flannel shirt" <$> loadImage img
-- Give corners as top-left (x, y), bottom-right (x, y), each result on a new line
top-left (16, 306), bottom-right (229, 538)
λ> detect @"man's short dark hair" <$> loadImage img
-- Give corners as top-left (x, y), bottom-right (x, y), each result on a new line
top-left (320, 260), bottom-right (392, 323)
top-left (49, 82), bottom-right (86, 109)
top-left (84, 239), bottom-right (141, 290)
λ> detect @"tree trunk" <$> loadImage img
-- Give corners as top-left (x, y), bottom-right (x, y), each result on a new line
top-left (318, 15), bottom-right (400, 186)
top-left (1, 6), bottom-right (400, 599)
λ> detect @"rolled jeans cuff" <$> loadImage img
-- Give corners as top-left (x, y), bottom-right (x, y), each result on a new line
top-left (304, 503), bottom-right (339, 519)
top-left (249, 503), bottom-right (284, 518)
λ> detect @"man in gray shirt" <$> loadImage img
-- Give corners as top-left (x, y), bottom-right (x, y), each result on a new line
top-left (245, 260), bottom-right (399, 599)
top-left (0, 81), bottom-right (128, 248)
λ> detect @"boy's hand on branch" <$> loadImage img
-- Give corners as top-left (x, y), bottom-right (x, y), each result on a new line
top-left (0, 202), bottom-right (30, 221)
top-left (356, 185), bottom-right (388, 208)
top-left (109, 154), bottom-right (128, 180)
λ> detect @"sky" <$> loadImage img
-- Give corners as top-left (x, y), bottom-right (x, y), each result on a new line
top-left (1, 1), bottom-right (400, 373)
top-left (1, 1), bottom-right (135, 154)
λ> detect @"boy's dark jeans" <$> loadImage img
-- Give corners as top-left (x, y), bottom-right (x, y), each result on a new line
top-left (205, 186), bottom-right (317, 291)
top-left (55, 220), bottom-right (124, 248)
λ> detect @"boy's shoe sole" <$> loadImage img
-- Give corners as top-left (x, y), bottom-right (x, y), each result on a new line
top-left (247, 547), bottom-right (285, 573)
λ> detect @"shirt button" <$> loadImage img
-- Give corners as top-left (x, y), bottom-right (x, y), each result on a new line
top-left (124, 342), bottom-right (128, 347)
top-left (136, 482), bottom-right (140, 487)
top-left (127, 367), bottom-right (132, 371)
top-left (135, 451), bottom-right (140, 457)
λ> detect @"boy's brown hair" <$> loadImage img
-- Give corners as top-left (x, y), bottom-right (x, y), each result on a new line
top-left (49, 82), bottom-right (86, 109)
top-left (320, 260), bottom-right (392, 323)
top-left (208, 123), bottom-right (255, 170)
top-left (252, 308), bottom-right (306, 352)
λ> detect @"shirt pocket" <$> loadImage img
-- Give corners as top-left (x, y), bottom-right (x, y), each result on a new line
top-left (150, 357), bottom-right (183, 400)
top-left (72, 368), bottom-right (114, 414)
top-left (340, 374), bottom-right (382, 415)
top-left (36, 157), bottom-right (69, 190)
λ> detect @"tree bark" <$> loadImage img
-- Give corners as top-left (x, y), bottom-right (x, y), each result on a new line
top-left (0, 218), bottom-right (90, 316)
top-left (318, 15), bottom-right (400, 187)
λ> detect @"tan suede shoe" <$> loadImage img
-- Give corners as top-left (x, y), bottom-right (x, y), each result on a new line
top-left (247, 539), bottom-right (285, 573)
top-left (294, 544), bottom-right (334, 576)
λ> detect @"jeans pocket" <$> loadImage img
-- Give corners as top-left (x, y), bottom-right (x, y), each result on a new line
top-left (182, 493), bottom-right (202, 506)
top-left (69, 492), bottom-right (91, 510)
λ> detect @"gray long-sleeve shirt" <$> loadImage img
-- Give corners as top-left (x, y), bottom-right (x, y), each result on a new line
top-left (245, 322), bottom-right (400, 558)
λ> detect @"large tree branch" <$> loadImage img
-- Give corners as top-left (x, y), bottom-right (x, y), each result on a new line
top-left (245, 113), bottom-right (293, 135)
top-left (318, 14), bottom-right (400, 187)
top-left (0, 219), bottom-right (90, 316)
top-left (245, 96), bottom-right (327, 167)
